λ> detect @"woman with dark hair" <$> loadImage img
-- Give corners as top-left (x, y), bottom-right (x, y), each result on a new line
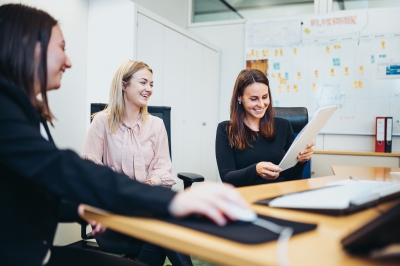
top-left (215, 69), bottom-right (314, 187)
top-left (0, 4), bottom-right (248, 266)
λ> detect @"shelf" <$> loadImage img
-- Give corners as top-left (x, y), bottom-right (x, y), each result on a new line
top-left (314, 150), bottom-right (400, 157)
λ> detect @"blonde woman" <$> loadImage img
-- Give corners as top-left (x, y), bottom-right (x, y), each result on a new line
top-left (82, 60), bottom-right (192, 265)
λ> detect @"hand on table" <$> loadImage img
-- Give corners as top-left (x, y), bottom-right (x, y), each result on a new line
top-left (78, 204), bottom-right (106, 237)
top-left (256, 162), bottom-right (282, 180)
top-left (297, 141), bottom-right (315, 163)
top-left (168, 182), bottom-right (249, 226)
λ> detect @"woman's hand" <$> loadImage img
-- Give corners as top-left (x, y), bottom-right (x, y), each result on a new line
top-left (297, 141), bottom-right (315, 163)
top-left (256, 162), bottom-right (281, 180)
top-left (78, 204), bottom-right (106, 237)
top-left (168, 182), bottom-right (249, 226)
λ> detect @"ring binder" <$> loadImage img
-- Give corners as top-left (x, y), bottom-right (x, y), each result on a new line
top-left (375, 117), bottom-right (386, 153)
top-left (385, 117), bottom-right (393, 153)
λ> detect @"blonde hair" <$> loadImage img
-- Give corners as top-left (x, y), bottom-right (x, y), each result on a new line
top-left (100, 60), bottom-right (153, 134)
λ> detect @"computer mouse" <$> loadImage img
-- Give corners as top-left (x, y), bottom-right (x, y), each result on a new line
top-left (221, 202), bottom-right (258, 222)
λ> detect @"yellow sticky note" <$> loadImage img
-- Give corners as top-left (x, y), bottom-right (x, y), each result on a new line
top-left (344, 67), bottom-right (349, 75)
top-left (271, 73), bottom-right (275, 78)
top-left (278, 73), bottom-right (281, 78)
top-left (263, 49), bottom-right (270, 57)
top-left (354, 81), bottom-right (359, 89)
top-left (330, 69), bottom-right (335, 76)
top-left (297, 72), bottom-right (301, 79)
top-left (293, 47), bottom-right (297, 55)
top-left (314, 70), bottom-right (319, 78)
top-left (359, 66), bottom-right (364, 74)
top-left (278, 85), bottom-right (282, 93)
top-left (247, 54), bottom-right (251, 59)
top-left (294, 84), bottom-right (298, 92)
top-left (274, 49), bottom-right (278, 56)
top-left (280, 78), bottom-right (286, 85)
top-left (286, 85), bottom-right (290, 93)
top-left (326, 46), bottom-right (330, 53)
top-left (333, 44), bottom-right (341, 49)
top-left (304, 28), bottom-right (310, 34)
top-left (251, 49), bottom-right (255, 56)
top-left (279, 49), bottom-right (283, 56)
top-left (381, 41), bottom-right (386, 49)
top-left (358, 81), bottom-right (363, 88)
top-left (312, 84), bottom-right (316, 91)
top-left (255, 50), bottom-right (259, 58)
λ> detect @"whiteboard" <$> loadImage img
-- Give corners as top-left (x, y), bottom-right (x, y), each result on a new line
top-left (245, 8), bottom-right (400, 135)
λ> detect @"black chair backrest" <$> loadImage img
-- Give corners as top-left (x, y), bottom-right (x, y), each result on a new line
top-left (274, 107), bottom-right (308, 133)
top-left (90, 103), bottom-right (172, 158)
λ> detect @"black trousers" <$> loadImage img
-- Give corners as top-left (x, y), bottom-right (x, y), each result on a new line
top-left (95, 229), bottom-right (193, 266)
top-left (47, 246), bottom-right (145, 266)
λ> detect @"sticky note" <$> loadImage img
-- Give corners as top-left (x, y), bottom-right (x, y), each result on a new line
top-left (285, 73), bottom-right (289, 80)
top-left (294, 84), bottom-right (298, 92)
top-left (263, 49), bottom-right (270, 56)
top-left (333, 45), bottom-right (341, 49)
top-left (312, 84), bottom-right (316, 91)
top-left (297, 72), bottom-right (301, 79)
top-left (275, 49), bottom-right (278, 56)
top-left (273, 63), bottom-right (280, 70)
top-left (271, 73), bottom-right (275, 78)
top-left (278, 73), bottom-right (281, 78)
top-left (279, 49), bottom-right (283, 56)
top-left (304, 28), bottom-right (310, 34)
top-left (381, 41), bottom-right (386, 49)
top-left (251, 49), bottom-right (255, 56)
top-left (314, 70), bottom-right (319, 78)
top-left (359, 66), bottom-right (364, 74)
top-left (247, 54), bottom-right (251, 59)
top-left (278, 85), bottom-right (282, 93)
top-left (344, 67), bottom-right (349, 75)
top-left (371, 55), bottom-right (375, 63)
top-left (333, 58), bottom-right (340, 66)
top-left (326, 46), bottom-right (330, 53)
top-left (358, 81), bottom-right (363, 88)
top-left (293, 47), bottom-right (297, 55)
top-left (330, 69), bottom-right (335, 76)
top-left (255, 50), bottom-right (259, 58)
top-left (286, 85), bottom-right (290, 93)
top-left (354, 81), bottom-right (359, 89)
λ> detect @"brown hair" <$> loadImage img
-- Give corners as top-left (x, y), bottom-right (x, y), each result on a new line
top-left (227, 69), bottom-right (275, 150)
top-left (0, 4), bottom-right (57, 124)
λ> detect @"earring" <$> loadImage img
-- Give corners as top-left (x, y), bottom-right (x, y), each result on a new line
top-left (238, 101), bottom-right (242, 105)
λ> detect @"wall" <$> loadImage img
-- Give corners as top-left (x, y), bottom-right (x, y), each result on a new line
top-left (133, 0), bottom-right (188, 29)
top-left (188, 18), bottom-right (400, 179)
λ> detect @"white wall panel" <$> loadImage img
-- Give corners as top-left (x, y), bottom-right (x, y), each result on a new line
top-left (182, 39), bottom-right (204, 175)
top-left (162, 27), bottom-right (187, 190)
top-left (137, 14), bottom-right (164, 106)
top-left (201, 48), bottom-right (220, 182)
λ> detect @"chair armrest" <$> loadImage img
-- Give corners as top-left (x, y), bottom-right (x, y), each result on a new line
top-left (81, 223), bottom-right (94, 240)
top-left (177, 172), bottom-right (205, 189)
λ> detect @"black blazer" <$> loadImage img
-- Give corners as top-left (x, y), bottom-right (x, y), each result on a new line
top-left (0, 77), bottom-right (175, 265)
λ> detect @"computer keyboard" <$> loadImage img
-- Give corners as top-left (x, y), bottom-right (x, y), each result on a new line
top-left (258, 180), bottom-right (400, 215)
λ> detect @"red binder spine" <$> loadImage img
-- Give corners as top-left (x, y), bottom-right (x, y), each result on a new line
top-left (375, 117), bottom-right (386, 152)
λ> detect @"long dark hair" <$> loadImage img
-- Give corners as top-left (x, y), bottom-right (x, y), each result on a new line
top-left (0, 4), bottom-right (57, 123)
top-left (227, 69), bottom-right (275, 150)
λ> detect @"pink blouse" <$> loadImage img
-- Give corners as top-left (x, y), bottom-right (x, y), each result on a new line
top-left (82, 112), bottom-right (176, 188)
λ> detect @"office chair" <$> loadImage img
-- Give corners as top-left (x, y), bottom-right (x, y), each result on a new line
top-left (274, 107), bottom-right (311, 179)
top-left (82, 103), bottom-right (205, 242)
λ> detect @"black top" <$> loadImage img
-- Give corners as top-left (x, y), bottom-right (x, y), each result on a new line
top-left (215, 119), bottom-right (305, 187)
top-left (0, 76), bottom-right (175, 265)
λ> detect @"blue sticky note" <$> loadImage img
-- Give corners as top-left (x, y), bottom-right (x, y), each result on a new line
top-left (333, 58), bottom-right (340, 66)
top-left (273, 63), bottom-right (280, 70)
top-left (371, 55), bottom-right (375, 63)
top-left (285, 72), bottom-right (289, 80)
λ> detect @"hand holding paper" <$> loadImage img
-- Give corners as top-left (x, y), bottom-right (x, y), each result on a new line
top-left (297, 141), bottom-right (315, 163)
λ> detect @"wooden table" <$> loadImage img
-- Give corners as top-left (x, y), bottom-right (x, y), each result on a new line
top-left (331, 165), bottom-right (400, 181)
top-left (83, 176), bottom-right (400, 266)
